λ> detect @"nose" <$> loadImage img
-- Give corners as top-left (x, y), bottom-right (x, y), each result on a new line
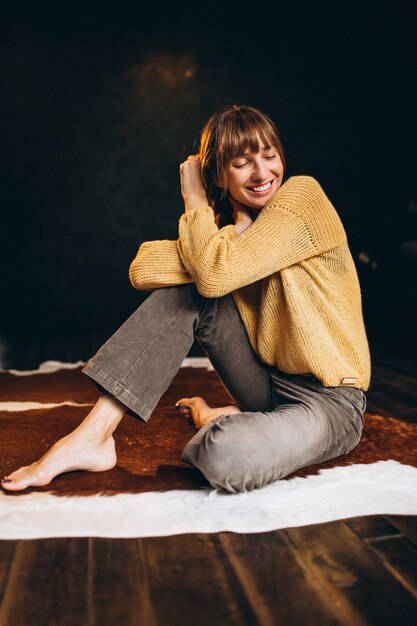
top-left (251, 157), bottom-right (268, 181)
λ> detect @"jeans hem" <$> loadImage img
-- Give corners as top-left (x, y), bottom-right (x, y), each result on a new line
top-left (81, 361), bottom-right (153, 422)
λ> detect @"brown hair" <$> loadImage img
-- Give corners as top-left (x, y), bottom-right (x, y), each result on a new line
top-left (197, 104), bottom-right (286, 227)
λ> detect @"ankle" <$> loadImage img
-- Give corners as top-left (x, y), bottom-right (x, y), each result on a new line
top-left (78, 409), bottom-right (122, 441)
top-left (77, 394), bottom-right (126, 441)
top-left (76, 421), bottom-right (114, 443)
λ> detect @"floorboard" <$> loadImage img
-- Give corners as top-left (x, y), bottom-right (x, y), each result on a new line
top-left (284, 520), bottom-right (417, 626)
top-left (215, 531), bottom-right (343, 625)
top-left (345, 515), bottom-right (403, 540)
top-left (388, 516), bottom-right (417, 547)
top-left (139, 534), bottom-right (256, 626)
top-left (366, 536), bottom-right (417, 600)
top-left (0, 541), bottom-right (16, 613)
top-left (90, 538), bottom-right (155, 626)
top-left (0, 538), bottom-right (89, 626)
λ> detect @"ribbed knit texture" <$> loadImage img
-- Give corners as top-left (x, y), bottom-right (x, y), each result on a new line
top-left (129, 176), bottom-right (371, 390)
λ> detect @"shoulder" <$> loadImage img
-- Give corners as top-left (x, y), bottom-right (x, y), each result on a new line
top-left (275, 175), bottom-right (326, 198)
top-left (267, 175), bottom-right (346, 245)
top-left (267, 175), bottom-right (331, 215)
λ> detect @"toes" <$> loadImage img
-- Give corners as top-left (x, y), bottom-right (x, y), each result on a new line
top-left (175, 399), bottom-right (192, 413)
top-left (6, 460), bottom-right (40, 477)
top-left (175, 403), bottom-right (191, 417)
top-left (1, 477), bottom-right (27, 491)
top-left (5, 465), bottom-right (32, 478)
top-left (2, 465), bottom-right (30, 481)
top-left (1, 464), bottom-right (51, 491)
top-left (3, 472), bottom-right (51, 491)
top-left (1, 475), bottom-right (24, 490)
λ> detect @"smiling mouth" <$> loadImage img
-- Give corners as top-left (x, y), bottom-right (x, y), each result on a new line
top-left (246, 179), bottom-right (274, 193)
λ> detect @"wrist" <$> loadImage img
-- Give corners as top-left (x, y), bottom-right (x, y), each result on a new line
top-left (184, 194), bottom-right (209, 212)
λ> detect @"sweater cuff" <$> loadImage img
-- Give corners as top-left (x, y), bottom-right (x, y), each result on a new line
top-left (179, 207), bottom-right (239, 240)
top-left (222, 224), bottom-right (239, 239)
top-left (179, 206), bottom-right (214, 222)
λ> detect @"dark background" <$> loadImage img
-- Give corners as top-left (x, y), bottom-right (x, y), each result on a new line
top-left (1, 0), bottom-right (416, 368)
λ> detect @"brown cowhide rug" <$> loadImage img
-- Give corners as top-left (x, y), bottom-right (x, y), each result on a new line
top-left (1, 363), bottom-right (416, 498)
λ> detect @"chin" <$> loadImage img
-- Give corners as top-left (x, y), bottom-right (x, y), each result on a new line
top-left (244, 193), bottom-right (276, 212)
top-left (248, 201), bottom-right (268, 212)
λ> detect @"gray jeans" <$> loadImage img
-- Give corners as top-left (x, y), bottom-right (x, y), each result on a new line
top-left (82, 284), bottom-right (366, 493)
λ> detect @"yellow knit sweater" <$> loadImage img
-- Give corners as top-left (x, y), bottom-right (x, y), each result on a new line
top-left (129, 176), bottom-right (371, 391)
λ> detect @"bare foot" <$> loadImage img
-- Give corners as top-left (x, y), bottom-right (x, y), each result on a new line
top-left (175, 396), bottom-right (241, 429)
top-left (1, 430), bottom-right (117, 492)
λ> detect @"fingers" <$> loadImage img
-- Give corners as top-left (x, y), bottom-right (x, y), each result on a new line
top-left (180, 155), bottom-right (200, 172)
top-left (179, 155), bottom-right (208, 210)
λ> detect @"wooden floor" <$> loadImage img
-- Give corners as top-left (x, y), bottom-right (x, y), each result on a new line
top-left (0, 515), bottom-right (416, 626)
top-left (0, 337), bottom-right (416, 625)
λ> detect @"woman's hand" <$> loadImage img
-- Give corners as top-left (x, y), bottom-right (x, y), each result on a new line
top-left (180, 155), bottom-right (209, 213)
top-left (229, 195), bottom-right (254, 234)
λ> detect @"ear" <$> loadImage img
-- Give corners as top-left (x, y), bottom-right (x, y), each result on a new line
top-left (215, 176), bottom-right (226, 188)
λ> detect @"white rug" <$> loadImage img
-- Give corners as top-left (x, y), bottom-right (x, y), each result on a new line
top-left (1, 359), bottom-right (416, 539)
top-left (0, 461), bottom-right (416, 539)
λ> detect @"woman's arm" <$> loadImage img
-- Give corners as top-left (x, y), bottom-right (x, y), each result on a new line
top-left (129, 155), bottom-right (207, 292)
top-left (177, 176), bottom-right (347, 298)
top-left (129, 239), bottom-right (193, 291)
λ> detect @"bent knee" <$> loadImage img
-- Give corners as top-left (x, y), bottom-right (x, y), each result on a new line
top-left (194, 419), bottom-right (270, 493)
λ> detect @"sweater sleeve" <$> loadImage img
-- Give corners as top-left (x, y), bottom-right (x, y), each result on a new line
top-left (129, 239), bottom-right (194, 291)
top-left (177, 176), bottom-right (347, 298)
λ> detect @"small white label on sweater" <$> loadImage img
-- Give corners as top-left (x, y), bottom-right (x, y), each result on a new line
top-left (341, 377), bottom-right (358, 384)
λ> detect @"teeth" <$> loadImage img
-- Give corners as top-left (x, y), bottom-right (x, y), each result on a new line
top-left (249, 181), bottom-right (271, 192)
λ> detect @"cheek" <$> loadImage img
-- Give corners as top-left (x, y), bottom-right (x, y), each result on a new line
top-left (225, 172), bottom-right (241, 193)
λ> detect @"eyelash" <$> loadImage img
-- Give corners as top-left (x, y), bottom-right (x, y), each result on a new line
top-left (234, 155), bottom-right (276, 168)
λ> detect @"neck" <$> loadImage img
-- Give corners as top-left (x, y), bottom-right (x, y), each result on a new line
top-left (227, 193), bottom-right (261, 222)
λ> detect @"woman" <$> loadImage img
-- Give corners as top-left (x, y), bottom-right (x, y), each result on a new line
top-left (1, 104), bottom-right (371, 493)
